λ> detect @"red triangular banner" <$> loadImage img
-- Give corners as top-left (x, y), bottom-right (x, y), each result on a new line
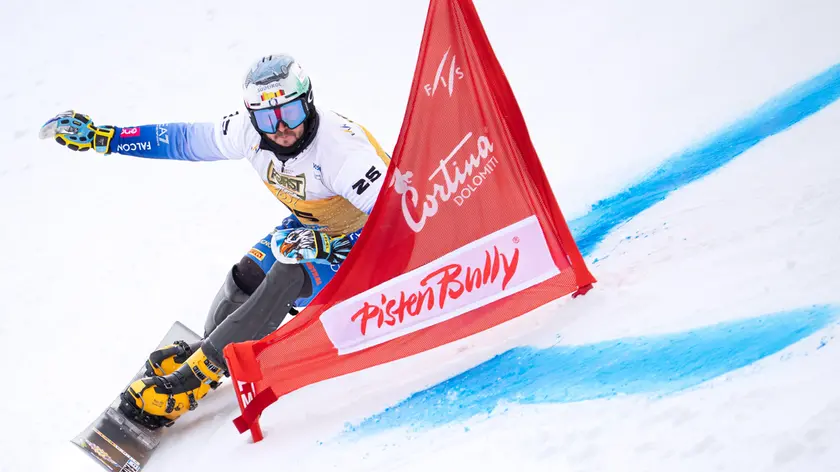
top-left (225, 0), bottom-right (595, 441)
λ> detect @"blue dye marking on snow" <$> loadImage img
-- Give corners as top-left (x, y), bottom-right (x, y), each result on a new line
top-left (570, 63), bottom-right (840, 257)
top-left (348, 305), bottom-right (837, 434)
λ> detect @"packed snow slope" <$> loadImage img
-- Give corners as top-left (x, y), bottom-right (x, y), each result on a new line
top-left (1, 0), bottom-right (839, 471)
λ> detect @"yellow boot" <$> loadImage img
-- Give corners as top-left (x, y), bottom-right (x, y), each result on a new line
top-left (120, 347), bottom-right (224, 429)
top-left (144, 340), bottom-right (202, 376)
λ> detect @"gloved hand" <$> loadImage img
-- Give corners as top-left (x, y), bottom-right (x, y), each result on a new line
top-left (39, 110), bottom-right (115, 153)
top-left (271, 228), bottom-right (352, 265)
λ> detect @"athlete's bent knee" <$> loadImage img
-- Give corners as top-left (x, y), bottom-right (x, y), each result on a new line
top-left (232, 256), bottom-right (266, 295)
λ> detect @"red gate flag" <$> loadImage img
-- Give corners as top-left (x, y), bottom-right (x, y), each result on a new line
top-left (225, 0), bottom-right (596, 442)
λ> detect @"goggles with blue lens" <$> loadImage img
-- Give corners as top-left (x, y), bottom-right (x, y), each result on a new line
top-left (250, 98), bottom-right (308, 133)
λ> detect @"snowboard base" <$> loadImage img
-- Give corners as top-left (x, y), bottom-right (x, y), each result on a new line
top-left (72, 321), bottom-right (201, 471)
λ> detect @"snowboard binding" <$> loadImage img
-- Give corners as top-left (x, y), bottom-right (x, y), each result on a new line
top-left (119, 392), bottom-right (178, 430)
top-left (120, 339), bottom-right (214, 430)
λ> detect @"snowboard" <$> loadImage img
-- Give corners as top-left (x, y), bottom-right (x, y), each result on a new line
top-left (72, 321), bottom-right (201, 472)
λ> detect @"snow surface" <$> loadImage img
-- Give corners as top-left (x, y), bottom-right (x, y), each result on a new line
top-left (2, 0), bottom-right (840, 471)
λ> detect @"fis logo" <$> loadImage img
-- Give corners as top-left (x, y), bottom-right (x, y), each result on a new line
top-left (424, 47), bottom-right (464, 97)
top-left (340, 123), bottom-right (355, 136)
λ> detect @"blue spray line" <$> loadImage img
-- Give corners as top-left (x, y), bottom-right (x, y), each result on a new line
top-left (570, 62), bottom-right (840, 257)
top-left (349, 305), bottom-right (838, 434)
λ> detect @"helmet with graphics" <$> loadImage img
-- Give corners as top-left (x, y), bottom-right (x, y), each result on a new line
top-left (242, 54), bottom-right (317, 141)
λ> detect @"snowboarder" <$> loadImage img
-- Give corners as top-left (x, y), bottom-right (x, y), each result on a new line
top-left (41, 54), bottom-right (391, 428)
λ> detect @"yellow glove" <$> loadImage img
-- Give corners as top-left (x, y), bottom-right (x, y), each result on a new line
top-left (39, 110), bottom-right (115, 153)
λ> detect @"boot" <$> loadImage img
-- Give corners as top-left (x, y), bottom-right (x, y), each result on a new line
top-left (144, 340), bottom-right (202, 377)
top-left (121, 262), bottom-right (306, 429)
top-left (120, 347), bottom-right (225, 429)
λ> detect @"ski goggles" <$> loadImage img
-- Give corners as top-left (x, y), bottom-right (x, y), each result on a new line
top-left (250, 99), bottom-right (308, 133)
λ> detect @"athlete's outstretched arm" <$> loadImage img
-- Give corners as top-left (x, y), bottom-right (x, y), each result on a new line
top-left (109, 122), bottom-right (228, 161)
top-left (40, 110), bottom-right (247, 161)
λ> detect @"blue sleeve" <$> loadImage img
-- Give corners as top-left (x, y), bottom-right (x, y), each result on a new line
top-left (109, 123), bottom-right (227, 161)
